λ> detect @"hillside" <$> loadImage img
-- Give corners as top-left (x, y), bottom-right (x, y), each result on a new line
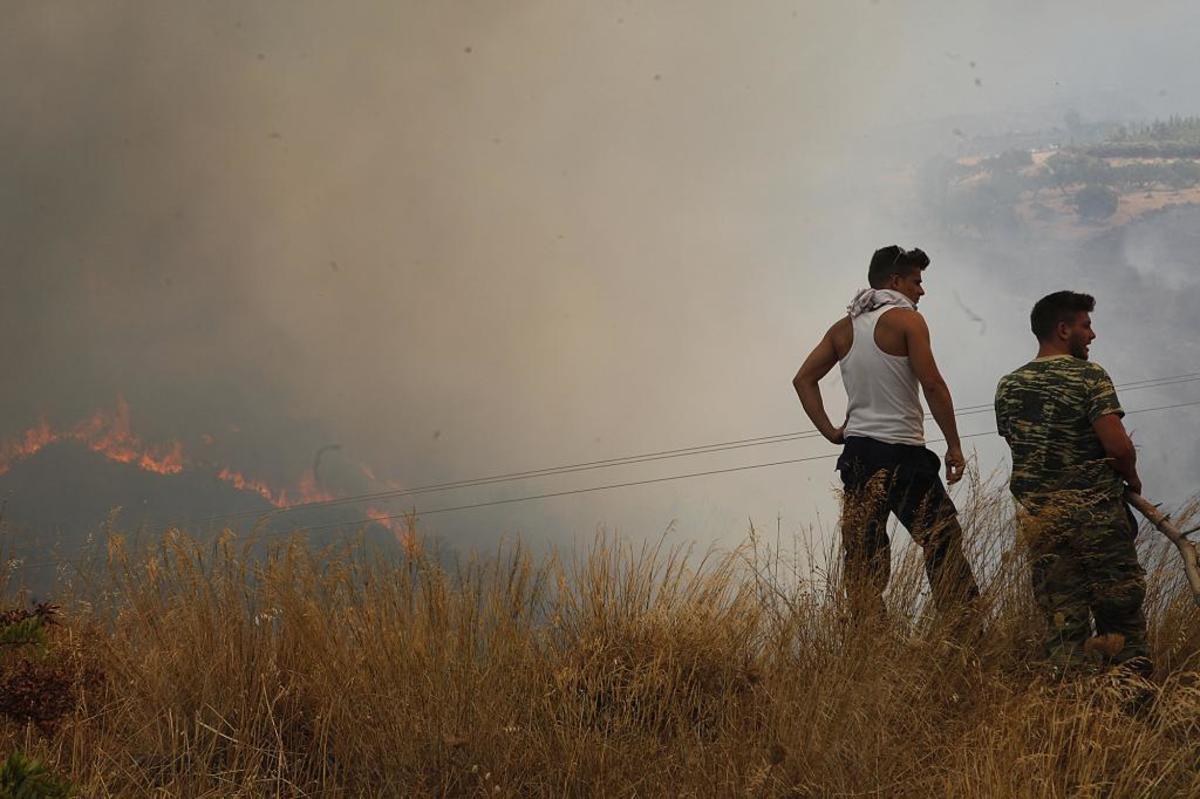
top-left (921, 116), bottom-right (1200, 238)
top-left (3, 486), bottom-right (1200, 796)
top-left (0, 440), bottom-right (407, 595)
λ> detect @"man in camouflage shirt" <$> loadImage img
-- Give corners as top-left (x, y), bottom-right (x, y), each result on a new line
top-left (995, 291), bottom-right (1149, 676)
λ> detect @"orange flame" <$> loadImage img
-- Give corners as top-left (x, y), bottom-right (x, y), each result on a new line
top-left (365, 506), bottom-right (419, 556)
top-left (139, 441), bottom-right (185, 475)
top-left (216, 467), bottom-right (287, 507)
top-left (0, 416), bottom-right (59, 475)
top-left (0, 398), bottom-right (405, 524)
top-left (76, 396), bottom-right (140, 464)
top-left (297, 469), bottom-right (336, 504)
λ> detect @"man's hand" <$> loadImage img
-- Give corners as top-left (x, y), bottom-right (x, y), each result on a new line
top-left (945, 445), bottom-right (965, 485)
top-left (826, 423), bottom-right (846, 446)
top-left (1126, 476), bottom-right (1143, 497)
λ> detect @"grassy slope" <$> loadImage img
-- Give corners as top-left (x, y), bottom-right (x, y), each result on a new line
top-left (4, 482), bottom-right (1200, 797)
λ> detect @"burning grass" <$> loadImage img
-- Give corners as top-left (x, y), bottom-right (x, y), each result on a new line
top-left (4, 485), bottom-right (1200, 797)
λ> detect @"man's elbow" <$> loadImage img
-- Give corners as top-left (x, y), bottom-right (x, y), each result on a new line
top-left (918, 375), bottom-right (949, 396)
top-left (1099, 426), bottom-right (1136, 462)
top-left (1104, 438), bottom-right (1136, 463)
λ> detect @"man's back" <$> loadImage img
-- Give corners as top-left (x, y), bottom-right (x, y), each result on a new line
top-left (827, 305), bottom-right (916, 360)
top-left (995, 355), bottom-right (1125, 510)
top-left (839, 307), bottom-right (924, 446)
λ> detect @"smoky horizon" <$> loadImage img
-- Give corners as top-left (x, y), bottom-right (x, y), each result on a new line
top-left (4, 1), bottom-right (1200, 571)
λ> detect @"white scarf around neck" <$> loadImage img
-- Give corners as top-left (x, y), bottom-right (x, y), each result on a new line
top-left (846, 288), bottom-right (915, 319)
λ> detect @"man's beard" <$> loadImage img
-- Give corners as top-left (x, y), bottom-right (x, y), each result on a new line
top-left (1069, 337), bottom-right (1089, 360)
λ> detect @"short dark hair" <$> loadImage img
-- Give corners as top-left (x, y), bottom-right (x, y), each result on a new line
top-left (868, 245), bottom-right (930, 289)
top-left (1030, 290), bottom-right (1095, 340)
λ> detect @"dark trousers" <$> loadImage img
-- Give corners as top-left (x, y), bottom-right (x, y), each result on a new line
top-left (837, 436), bottom-right (980, 619)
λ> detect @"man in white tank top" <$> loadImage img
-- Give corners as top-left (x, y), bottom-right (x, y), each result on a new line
top-left (792, 245), bottom-right (979, 622)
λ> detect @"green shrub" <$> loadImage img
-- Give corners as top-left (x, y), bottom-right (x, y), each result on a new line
top-left (0, 619), bottom-right (46, 649)
top-left (0, 752), bottom-right (73, 799)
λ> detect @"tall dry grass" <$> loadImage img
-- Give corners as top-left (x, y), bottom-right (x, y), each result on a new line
top-left (4, 479), bottom-right (1200, 797)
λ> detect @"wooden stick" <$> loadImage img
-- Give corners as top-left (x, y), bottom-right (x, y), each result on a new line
top-left (1126, 491), bottom-right (1200, 608)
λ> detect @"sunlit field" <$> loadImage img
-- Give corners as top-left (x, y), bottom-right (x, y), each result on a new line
top-left (4, 477), bottom-right (1200, 797)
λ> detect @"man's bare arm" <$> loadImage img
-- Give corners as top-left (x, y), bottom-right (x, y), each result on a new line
top-left (1093, 412), bottom-right (1142, 495)
top-left (792, 323), bottom-right (844, 445)
top-left (903, 312), bottom-right (965, 484)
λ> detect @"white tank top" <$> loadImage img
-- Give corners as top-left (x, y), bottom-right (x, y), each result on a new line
top-left (839, 306), bottom-right (925, 445)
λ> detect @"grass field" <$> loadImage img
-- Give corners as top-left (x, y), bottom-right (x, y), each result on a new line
top-left (4, 480), bottom-right (1200, 797)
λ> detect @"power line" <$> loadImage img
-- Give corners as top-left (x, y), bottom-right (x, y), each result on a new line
top-left (9, 391), bottom-right (1200, 576)
top-left (284, 396), bottom-right (1200, 535)
top-left (181, 371), bottom-right (1200, 526)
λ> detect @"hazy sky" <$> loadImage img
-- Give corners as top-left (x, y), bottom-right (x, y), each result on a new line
top-left (4, 1), bottom-right (1200, 554)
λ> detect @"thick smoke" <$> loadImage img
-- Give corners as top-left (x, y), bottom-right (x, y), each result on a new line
top-left (3, 1), bottom-right (1200, 556)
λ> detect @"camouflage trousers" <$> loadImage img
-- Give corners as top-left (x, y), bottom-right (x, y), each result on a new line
top-left (1022, 498), bottom-right (1151, 676)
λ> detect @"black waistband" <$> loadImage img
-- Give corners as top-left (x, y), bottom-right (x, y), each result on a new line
top-left (837, 436), bottom-right (937, 474)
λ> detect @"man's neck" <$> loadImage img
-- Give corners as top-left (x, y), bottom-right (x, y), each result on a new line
top-left (1035, 343), bottom-right (1072, 359)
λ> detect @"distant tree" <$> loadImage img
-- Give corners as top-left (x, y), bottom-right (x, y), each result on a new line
top-left (1072, 184), bottom-right (1119, 221)
top-left (947, 169), bottom-right (1025, 233)
top-left (1165, 160), bottom-right (1200, 190)
top-left (1123, 162), bottom-right (1158, 190)
top-left (1043, 152), bottom-right (1111, 195)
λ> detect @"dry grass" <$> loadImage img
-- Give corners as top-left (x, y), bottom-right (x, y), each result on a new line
top-left (4, 482), bottom-right (1200, 797)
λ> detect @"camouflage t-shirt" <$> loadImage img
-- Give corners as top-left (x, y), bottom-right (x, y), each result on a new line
top-left (994, 355), bottom-right (1125, 511)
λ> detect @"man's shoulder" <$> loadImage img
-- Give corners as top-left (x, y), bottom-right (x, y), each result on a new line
top-left (829, 315), bottom-right (853, 341)
top-left (996, 358), bottom-right (1119, 418)
top-left (1078, 360), bottom-right (1113, 383)
top-left (828, 315), bottom-right (853, 356)
top-left (1002, 357), bottom-right (1106, 384)
top-left (1048, 357), bottom-right (1113, 389)
top-left (997, 361), bottom-right (1038, 389)
top-left (996, 359), bottom-right (1078, 402)
top-left (881, 306), bottom-right (921, 321)
top-left (876, 306), bottom-right (924, 332)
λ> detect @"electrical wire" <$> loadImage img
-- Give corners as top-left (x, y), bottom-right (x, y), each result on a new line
top-left (298, 397), bottom-right (1200, 534)
top-left (9, 387), bottom-right (1200, 575)
top-left (77, 396), bottom-right (1197, 557)
top-left (180, 371), bottom-right (1200, 526)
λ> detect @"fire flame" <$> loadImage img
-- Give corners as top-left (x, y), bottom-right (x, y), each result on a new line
top-left (296, 469), bottom-right (336, 505)
top-left (0, 398), bottom-right (412, 545)
top-left (216, 466), bottom-right (285, 507)
top-left (0, 417), bottom-right (57, 476)
top-left (0, 397), bottom-right (186, 477)
top-left (365, 506), bottom-right (419, 556)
